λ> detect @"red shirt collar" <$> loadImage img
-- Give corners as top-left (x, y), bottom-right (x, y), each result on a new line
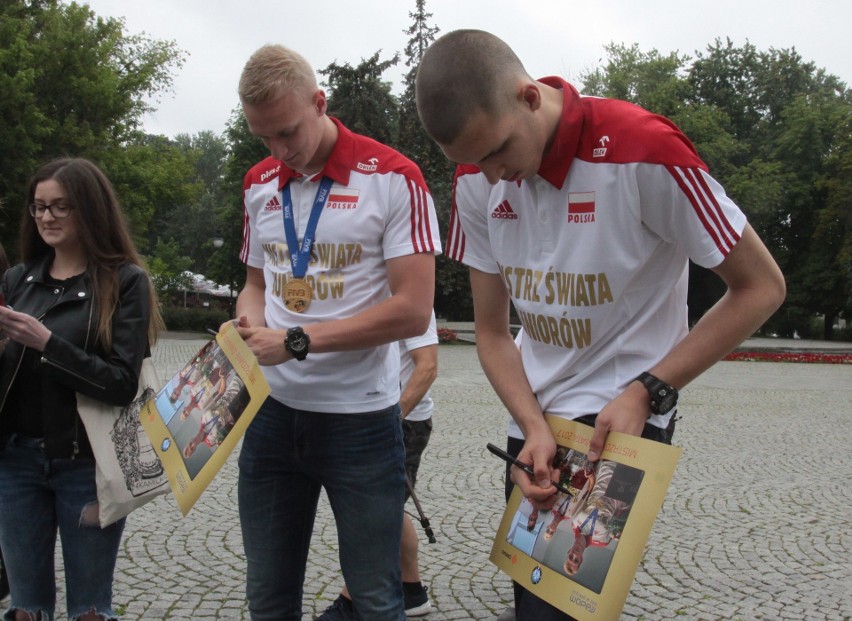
top-left (276, 117), bottom-right (354, 189)
top-left (536, 76), bottom-right (584, 190)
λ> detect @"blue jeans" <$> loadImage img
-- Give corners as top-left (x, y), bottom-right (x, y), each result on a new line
top-left (238, 398), bottom-right (406, 621)
top-left (0, 435), bottom-right (124, 621)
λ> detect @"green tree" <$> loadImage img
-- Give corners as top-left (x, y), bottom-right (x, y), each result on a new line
top-left (320, 52), bottom-right (400, 145)
top-left (0, 0), bottom-right (184, 252)
top-left (207, 108), bottom-right (270, 313)
top-left (687, 39), bottom-right (764, 156)
top-left (582, 38), bottom-right (852, 338)
top-left (397, 0), bottom-right (469, 319)
top-left (147, 237), bottom-right (192, 303)
top-left (819, 112), bottom-right (852, 322)
top-left (581, 43), bottom-right (691, 119)
top-left (693, 45), bottom-right (851, 338)
top-left (772, 92), bottom-right (852, 337)
top-left (104, 134), bottom-right (199, 256)
top-left (398, 0), bottom-right (440, 162)
top-left (166, 131), bottom-right (229, 276)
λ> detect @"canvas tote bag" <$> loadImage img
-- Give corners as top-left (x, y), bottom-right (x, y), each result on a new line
top-left (77, 357), bottom-right (170, 527)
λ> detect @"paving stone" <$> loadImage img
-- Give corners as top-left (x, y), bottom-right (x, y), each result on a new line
top-left (38, 335), bottom-right (852, 620)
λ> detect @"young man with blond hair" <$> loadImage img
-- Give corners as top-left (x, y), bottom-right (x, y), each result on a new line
top-left (232, 44), bottom-right (440, 621)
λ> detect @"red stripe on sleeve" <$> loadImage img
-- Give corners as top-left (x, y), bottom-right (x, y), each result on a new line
top-left (408, 178), bottom-right (420, 252)
top-left (691, 168), bottom-right (740, 245)
top-left (681, 167), bottom-right (739, 253)
top-left (419, 184), bottom-right (435, 252)
top-left (239, 202), bottom-right (250, 264)
top-left (407, 178), bottom-right (434, 254)
top-left (666, 166), bottom-right (737, 256)
top-left (446, 202), bottom-right (466, 261)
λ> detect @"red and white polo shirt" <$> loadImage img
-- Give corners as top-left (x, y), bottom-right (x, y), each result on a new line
top-left (448, 78), bottom-right (747, 433)
top-left (241, 118), bottom-right (441, 413)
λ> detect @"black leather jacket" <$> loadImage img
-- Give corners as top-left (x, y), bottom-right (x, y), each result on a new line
top-left (0, 255), bottom-right (152, 458)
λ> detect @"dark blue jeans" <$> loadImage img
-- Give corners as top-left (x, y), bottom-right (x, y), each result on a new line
top-left (0, 435), bottom-right (124, 621)
top-left (505, 414), bottom-right (676, 621)
top-left (238, 398), bottom-right (407, 621)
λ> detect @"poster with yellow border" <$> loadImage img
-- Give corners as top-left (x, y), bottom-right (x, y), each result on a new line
top-left (140, 323), bottom-right (270, 516)
top-left (490, 415), bottom-right (681, 620)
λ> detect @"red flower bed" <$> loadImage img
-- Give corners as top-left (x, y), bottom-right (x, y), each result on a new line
top-left (723, 351), bottom-right (852, 364)
top-left (437, 327), bottom-right (459, 343)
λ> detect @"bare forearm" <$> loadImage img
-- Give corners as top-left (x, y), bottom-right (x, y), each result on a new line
top-left (650, 225), bottom-right (785, 388)
top-left (238, 254), bottom-right (435, 365)
top-left (308, 295), bottom-right (432, 354)
top-left (400, 369), bottom-right (436, 418)
top-left (477, 328), bottom-right (548, 439)
top-left (400, 345), bottom-right (437, 418)
top-left (653, 284), bottom-right (783, 388)
top-left (235, 274), bottom-right (267, 328)
top-left (470, 267), bottom-right (559, 504)
top-left (587, 226), bottom-right (784, 461)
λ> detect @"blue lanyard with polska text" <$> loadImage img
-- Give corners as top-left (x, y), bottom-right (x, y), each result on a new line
top-left (281, 176), bottom-right (334, 278)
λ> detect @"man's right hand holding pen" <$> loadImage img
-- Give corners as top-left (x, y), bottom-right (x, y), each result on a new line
top-left (510, 428), bottom-right (562, 511)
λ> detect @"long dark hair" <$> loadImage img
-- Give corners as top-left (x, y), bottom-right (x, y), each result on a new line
top-left (21, 158), bottom-right (164, 349)
top-left (0, 242), bottom-right (8, 275)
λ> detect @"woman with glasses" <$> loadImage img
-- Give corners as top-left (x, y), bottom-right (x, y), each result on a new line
top-left (0, 158), bottom-right (163, 620)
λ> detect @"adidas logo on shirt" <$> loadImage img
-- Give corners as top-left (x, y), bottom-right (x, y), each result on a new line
top-left (491, 200), bottom-right (518, 220)
top-left (264, 195), bottom-right (282, 212)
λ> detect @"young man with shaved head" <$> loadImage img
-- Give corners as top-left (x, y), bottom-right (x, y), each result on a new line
top-left (416, 29), bottom-right (785, 620)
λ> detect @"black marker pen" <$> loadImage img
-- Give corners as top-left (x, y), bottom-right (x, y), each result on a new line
top-left (486, 443), bottom-right (573, 496)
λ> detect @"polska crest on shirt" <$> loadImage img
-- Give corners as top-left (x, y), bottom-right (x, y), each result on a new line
top-left (326, 187), bottom-right (360, 210)
top-left (567, 192), bottom-right (596, 224)
top-left (284, 278), bottom-right (312, 313)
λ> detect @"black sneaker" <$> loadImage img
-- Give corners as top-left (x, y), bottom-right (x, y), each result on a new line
top-left (404, 584), bottom-right (432, 617)
top-left (314, 595), bottom-right (359, 621)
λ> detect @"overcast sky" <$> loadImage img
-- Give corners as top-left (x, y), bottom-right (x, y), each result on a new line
top-left (81, 0), bottom-right (851, 138)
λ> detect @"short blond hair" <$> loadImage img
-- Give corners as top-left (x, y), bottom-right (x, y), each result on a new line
top-left (239, 44), bottom-right (318, 105)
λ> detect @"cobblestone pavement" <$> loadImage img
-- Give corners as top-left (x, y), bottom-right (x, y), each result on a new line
top-left (46, 335), bottom-right (850, 620)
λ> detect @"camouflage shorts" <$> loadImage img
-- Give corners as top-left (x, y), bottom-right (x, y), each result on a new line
top-left (402, 417), bottom-right (433, 495)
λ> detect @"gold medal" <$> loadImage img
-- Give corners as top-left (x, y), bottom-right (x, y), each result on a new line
top-left (284, 278), bottom-right (312, 313)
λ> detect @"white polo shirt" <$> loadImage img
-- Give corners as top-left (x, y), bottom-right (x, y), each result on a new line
top-left (400, 311), bottom-right (438, 422)
top-left (241, 118), bottom-right (442, 413)
top-left (448, 78), bottom-right (747, 436)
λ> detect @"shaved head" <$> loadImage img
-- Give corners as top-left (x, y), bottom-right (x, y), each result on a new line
top-left (416, 30), bottom-right (531, 144)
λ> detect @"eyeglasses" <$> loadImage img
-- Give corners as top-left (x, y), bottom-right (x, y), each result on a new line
top-left (28, 202), bottom-right (73, 219)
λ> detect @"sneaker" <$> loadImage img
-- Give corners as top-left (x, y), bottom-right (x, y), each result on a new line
top-left (404, 584), bottom-right (432, 617)
top-left (314, 595), bottom-right (359, 621)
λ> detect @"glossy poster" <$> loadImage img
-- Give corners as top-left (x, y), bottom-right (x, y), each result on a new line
top-left (140, 322), bottom-right (270, 515)
top-left (490, 416), bottom-right (681, 620)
